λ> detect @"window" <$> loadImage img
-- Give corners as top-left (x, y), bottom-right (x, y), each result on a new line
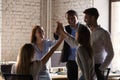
top-left (109, 0), bottom-right (120, 72)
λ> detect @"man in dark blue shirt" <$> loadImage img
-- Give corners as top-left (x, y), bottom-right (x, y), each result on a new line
top-left (55, 10), bottom-right (80, 80)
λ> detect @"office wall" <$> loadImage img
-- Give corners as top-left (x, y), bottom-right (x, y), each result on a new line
top-left (93, 0), bottom-right (109, 31)
top-left (51, 0), bottom-right (92, 36)
top-left (0, 0), bottom-right (2, 61)
top-left (1, 0), bottom-right (41, 61)
top-left (1, 0), bottom-right (93, 61)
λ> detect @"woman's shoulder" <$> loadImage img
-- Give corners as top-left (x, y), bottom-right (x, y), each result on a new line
top-left (77, 46), bottom-right (87, 54)
top-left (44, 39), bottom-right (52, 43)
top-left (78, 45), bottom-right (85, 51)
top-left (44, 39), bottom-right (55, 46)
top-left (30, 61), bottom-right (43, 75)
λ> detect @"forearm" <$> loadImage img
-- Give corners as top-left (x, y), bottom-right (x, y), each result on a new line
top-left (99, 35), bottom-right (114, 71)
top-left (99, 51), bottom-right (114, 71)
top-left (65, 35), bottom-right (78, 48)
top-left (41, 37), bottom-right (64, 65)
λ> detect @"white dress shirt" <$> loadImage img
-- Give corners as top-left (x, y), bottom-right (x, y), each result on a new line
top-left (92, 26), bottom-right (114, 71)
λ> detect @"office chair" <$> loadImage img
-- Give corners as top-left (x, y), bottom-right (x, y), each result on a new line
top-left (3, 73), bottom-right (33, 80)
top-left (1, 64), bottom-right (13, 73)
top-left (103, 68), bottom-right (111, 80)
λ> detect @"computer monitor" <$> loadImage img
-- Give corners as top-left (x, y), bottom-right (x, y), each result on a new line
top-left (51, 51), bottom-right (66, 67)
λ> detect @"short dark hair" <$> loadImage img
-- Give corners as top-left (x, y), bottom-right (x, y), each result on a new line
top-left (83, 7), bottom-right (99, 19)
top-left (65, 10), bottom-right (78, 18)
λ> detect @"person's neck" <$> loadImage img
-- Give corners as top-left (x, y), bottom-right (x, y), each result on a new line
top-left (71, 22), bottom-right (79, 30)
top-left (89, 22), bottom-right (98, 31)
top-left (36, 39), bottom-right (44, 51)
top-left (36, 39), bottom-right (44, 45)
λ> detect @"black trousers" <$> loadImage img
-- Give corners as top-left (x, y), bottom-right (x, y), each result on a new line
top-left (66, 60), bottom-right (78, 80)
top-left (95, 63), bottom-right (105, 80)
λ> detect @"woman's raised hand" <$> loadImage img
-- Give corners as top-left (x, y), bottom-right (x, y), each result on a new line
top-left (56, 21), bottom-right (65, 34)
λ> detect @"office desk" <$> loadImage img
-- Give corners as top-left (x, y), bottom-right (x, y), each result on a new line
top-left (108, 73), bottom-right (120, 80)
top-left (51, 74), bottom-right (68, 80)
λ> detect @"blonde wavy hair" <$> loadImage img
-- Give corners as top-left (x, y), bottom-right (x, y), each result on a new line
top-left (16, 43), bottom-right (34, 74)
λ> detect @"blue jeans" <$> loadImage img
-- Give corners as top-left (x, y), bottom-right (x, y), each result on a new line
top-left (38, 71), bottom-right (50, 80)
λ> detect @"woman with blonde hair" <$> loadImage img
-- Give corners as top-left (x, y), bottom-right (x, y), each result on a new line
top-left (11, 23), bottom-right (64, 80)
top-left (30, 25), bottom-right (57, 80)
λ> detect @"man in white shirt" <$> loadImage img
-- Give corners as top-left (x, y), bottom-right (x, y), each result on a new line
top-left (83, 7), bottom-right (114, 80)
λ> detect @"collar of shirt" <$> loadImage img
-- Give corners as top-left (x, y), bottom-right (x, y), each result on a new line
top-left (92, 25), bottom-right (100, 32)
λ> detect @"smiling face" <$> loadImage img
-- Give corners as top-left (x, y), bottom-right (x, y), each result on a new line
top-left (66, 14), bottom-right (78, 27)
top-left (35, 27), bottom-right (45, 40)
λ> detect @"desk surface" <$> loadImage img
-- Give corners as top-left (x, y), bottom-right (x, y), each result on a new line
top-left (51, 74), bottom-right (68, 80)
top-left (51, 75), bottom-right (67, 79)
top-left (108, 73), bottom-right (120, 80)
top-left (109, 73), bottom-right (120, 77)
top-left (51, 73), bottom-right (120, 80)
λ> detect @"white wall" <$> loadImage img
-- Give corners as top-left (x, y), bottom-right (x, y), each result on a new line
top-left (111, 2), bottom-right (120, 71)
top-left (93, 0), bottom-right (109, 31)
top-left (2, 0), bottom-right (41, 61)
top-left (0, 0), bottom-right (2, 61)
top-left (0, 0), bottom-right (93, 61)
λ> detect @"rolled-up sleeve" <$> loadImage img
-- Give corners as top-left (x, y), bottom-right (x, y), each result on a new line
top-left (65, 35), bottom-right (78, 48)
